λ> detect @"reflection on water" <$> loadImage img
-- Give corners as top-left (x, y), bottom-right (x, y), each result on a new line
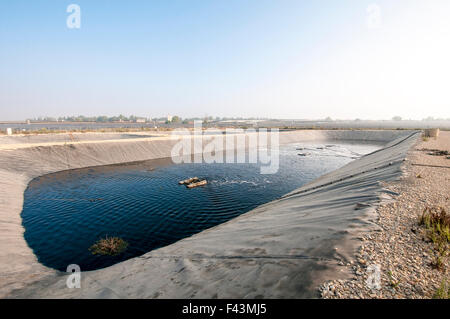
top-left (22, 142), bottom-right (380, 271)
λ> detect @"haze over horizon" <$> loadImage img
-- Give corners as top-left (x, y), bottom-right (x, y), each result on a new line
top-left (1, 1), bottom-right (449, 121)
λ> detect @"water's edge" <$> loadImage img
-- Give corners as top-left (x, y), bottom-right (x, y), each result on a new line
top-left (22, 142), bottom-right (379, 271)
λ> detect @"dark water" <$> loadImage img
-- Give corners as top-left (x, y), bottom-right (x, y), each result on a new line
top-left (22, 142), bottom-right (380, 271)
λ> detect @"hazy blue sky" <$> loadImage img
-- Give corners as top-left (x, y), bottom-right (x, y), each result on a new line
top-left (1, 1), bottom-right (449, 120)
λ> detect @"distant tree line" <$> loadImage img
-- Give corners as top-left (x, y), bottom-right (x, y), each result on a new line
top-left (31, 115), bottom-right (147, 123)
top-left (28, 115), bottom-right (271, 123)
top-left (391, 116), bottom-right (450, 121)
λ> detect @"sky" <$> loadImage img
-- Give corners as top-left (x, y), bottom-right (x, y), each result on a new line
top-left (1, 0), bottom-right (449, 121)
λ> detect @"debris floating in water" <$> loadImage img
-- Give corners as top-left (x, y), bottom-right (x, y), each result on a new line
top-left (186, 179), bottom-right (208, 188)
top-left (179, 177), bottom-right (208, 188)
top-left (88, 198), bottom-right (103, 202)
top-left (179, 177), bottom-right (200, 185)
top-left (89, 236), bottom-right (128, 256)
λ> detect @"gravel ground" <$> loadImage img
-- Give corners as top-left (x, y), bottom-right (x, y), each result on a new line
top-left (320, 131), bottom-right (450, 299)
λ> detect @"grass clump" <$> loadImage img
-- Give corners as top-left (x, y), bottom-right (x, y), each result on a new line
top-left (419, 207), bottom-right (449, 271)
top-left (387, 271), bottom-right (399, 289)
top-left (433, 279), bottom-right (449, 299)
top-left (419, 207), bottom-right (450, 242)
top-left (89, 236), bottom-right (128, 256)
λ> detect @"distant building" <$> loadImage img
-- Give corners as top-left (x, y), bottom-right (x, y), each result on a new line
top-left (135, 118), bottom-right (146, 123)
top-left (167, 115), bottom-right (173, 122)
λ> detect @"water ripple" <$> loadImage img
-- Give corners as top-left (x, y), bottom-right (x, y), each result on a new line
top-left (21, 142), bottom-right (380, 271)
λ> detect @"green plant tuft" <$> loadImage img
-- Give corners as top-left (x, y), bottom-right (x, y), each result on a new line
top-left (89, 236), bottom-right (128, 256)
top-left (419, 207), bottom-right (449, 271)
top-left (433, 279), bottom-right (449, 299)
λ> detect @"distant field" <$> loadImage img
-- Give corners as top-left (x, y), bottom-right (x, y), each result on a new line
top-left (0, 119), bottom-right (449, 134)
